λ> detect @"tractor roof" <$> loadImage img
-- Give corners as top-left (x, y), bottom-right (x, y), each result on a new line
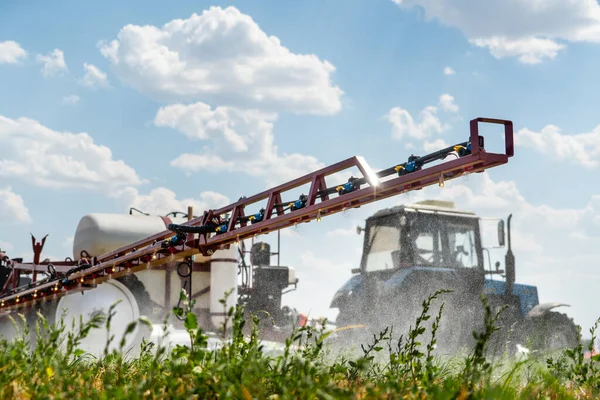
top-left (368, 199), bottom-right (478, 219)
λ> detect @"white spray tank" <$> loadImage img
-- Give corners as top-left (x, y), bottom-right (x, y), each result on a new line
top-left (68, 212), bottom-right (239, 334)
top-left (209, 245), bottom-right (239, 329)
top-left (72, 213), bottom-right (189, 260)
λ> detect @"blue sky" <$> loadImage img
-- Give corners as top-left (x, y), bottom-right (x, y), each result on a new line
top-left (1, 0), bottom-right (599, 335)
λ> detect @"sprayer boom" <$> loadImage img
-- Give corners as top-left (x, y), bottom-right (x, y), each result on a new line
top-left (0, 118), bottom-right (514, 313)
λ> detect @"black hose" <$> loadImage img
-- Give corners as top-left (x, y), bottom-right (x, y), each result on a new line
top-left (167, 223), bottom-right (219, 234)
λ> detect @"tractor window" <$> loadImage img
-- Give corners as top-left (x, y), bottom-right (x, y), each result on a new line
top-left (444, 222), bottom-right (478, 269)
top-left (363, 216), bottom-right (401, 272)
top-left (414, 230), bottom-right (438, 265)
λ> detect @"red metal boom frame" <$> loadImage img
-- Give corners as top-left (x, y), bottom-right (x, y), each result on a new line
top-left (0, 118), bottom-right (514, 314)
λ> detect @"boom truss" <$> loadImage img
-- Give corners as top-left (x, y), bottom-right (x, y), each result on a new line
top-left (0, 118), bottom-right (514, 314)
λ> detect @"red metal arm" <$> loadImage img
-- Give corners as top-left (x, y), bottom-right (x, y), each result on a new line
top-left (0, 117), bottom-right (514, 313)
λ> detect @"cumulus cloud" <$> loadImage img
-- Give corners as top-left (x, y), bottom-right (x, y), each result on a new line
top-left (79, 63), bottom-right (109, 89)
top-left (0, 114), bottom-right (144, 190)
top-left (386, 94), bottom-right (459, 140)
top-left (438, 94), bottom-right (459, 112)
top-left (0, 186), bottom-right (31, 224)
top-left (391, 0), bottom-right (600, 63)
top-left (62, 95), bottom-right (80, 105)
top-left (470, 36), bottom-right (566, 64)
top-left (114, 186), bottom-right (230, 216)
top-left (423, 138), bottom-right (449, 152)
top-left (36, 49), bottom-right (68, 77)
top-left (99, 6), bottom-right (343, 114)
top-left (515, 124), bottom-right (600, 168)
top-left (0, 40), bottom-right (27, 64)
top-left (443, 66), bottom-right (455, 75)
top-left (155, 102), bottom-right (325, 187)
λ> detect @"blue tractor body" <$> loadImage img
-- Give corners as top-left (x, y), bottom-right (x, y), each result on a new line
top-left (332, 267), bottom-right (539, 318)
top-left (330, 200), bottom-right (576, 353)
top-left (483, 279), bottom-right (539, 317)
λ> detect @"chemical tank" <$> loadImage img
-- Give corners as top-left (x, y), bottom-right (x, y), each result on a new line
top-left (72, 213), bottom-right (189, 260)
top-left (69, 212), bottom-right (238, 330)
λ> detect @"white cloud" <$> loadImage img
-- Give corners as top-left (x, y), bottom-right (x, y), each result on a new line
top-left (0, 40), bottom-right (27, 64)
top-left (515, 124), bottom-right (600, 168)
top-left (443, 66), bottom-right (455, 75)
top-left (99, 6), bottom-right (343, 115)
top-left (155, 102), bottom-right (325, 187)
top-left (386, 93), bottom-right (459, 140)
top-left (423, 138), bottom-right (448, 152)
top-left (114, 187), bottom-right (230, 216)
top-left (0, 115), bottom-right (144, 190)
top-left (36, 48), bottom-right (68, 77)
top-left (62, 95), bottom-right (80, 105)
top-left (438, 94), bottom-right (459, 112)
top-left (0, 186), bottom-right (31, 224)
top-left (79, 63), bottom-right (109, 89)
top-left (470, 36), bottom-right (566, 64)
top-left (391, 0), bottom-right (600, 64)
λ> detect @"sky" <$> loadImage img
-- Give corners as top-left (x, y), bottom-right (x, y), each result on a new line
top-left (0, 0), bottom-right (599, 336)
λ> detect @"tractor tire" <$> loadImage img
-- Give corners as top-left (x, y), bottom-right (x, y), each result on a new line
top-left (518, 311), bottom-right (579, 354)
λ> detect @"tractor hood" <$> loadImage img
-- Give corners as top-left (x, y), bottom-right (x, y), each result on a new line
top-left (330, 266), bottom-right (456, 308)
top-left (331, 267), bottom-right (541, 319)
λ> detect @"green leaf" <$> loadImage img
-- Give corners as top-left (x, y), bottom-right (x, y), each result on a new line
top-left (185, 312), bottom-right (198, 331)
top-left (124, 321), bottom-right (138, 336)
top-left (591, 354), bottom-right (600, 362)
top-left (138, 316), bottom-right (153, 329)
top-left (173, 307), bottom-right (184, 318)
top-left (73, 349), bottom-right (85, 358)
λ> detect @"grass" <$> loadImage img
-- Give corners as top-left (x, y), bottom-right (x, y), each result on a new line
top-left (0, 289), bottom-right (599, 399)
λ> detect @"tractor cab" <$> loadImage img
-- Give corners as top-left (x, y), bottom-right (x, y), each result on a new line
top-left (356, 200), bottom-right (485, 275)
top-left (329, 200), bottom-right (519, 349)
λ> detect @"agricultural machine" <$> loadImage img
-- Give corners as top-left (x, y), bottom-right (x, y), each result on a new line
top-left (0, 118), bottom-right (517, 356)
top-left (330, 200), bottom-right (579, 354)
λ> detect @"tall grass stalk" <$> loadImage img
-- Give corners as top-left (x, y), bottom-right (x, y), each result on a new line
top-left (0, 289), bottom-right (598, 399)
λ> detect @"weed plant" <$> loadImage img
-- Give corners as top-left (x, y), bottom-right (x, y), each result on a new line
top-left (0, 289), bottom-right (599, 399)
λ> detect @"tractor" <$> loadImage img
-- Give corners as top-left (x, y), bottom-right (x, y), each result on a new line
top-left (330, 199), bottom-right (579, 355)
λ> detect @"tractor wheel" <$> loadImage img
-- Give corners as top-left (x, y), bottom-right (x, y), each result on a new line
top-left (51, 275), bottom-right (158, 357)
top-left (115, 274), bottom-right (159, 319)
top-left (518, 311), bottom-right (579, 354)
top-left (0, 274), bottom-right (159, 353)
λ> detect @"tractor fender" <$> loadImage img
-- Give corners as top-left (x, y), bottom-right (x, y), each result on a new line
top-left (526, 302), bottom-right (570, 318)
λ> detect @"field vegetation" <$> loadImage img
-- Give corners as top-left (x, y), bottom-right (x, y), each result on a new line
top-left (1, 290), bottom-right (599, 399)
